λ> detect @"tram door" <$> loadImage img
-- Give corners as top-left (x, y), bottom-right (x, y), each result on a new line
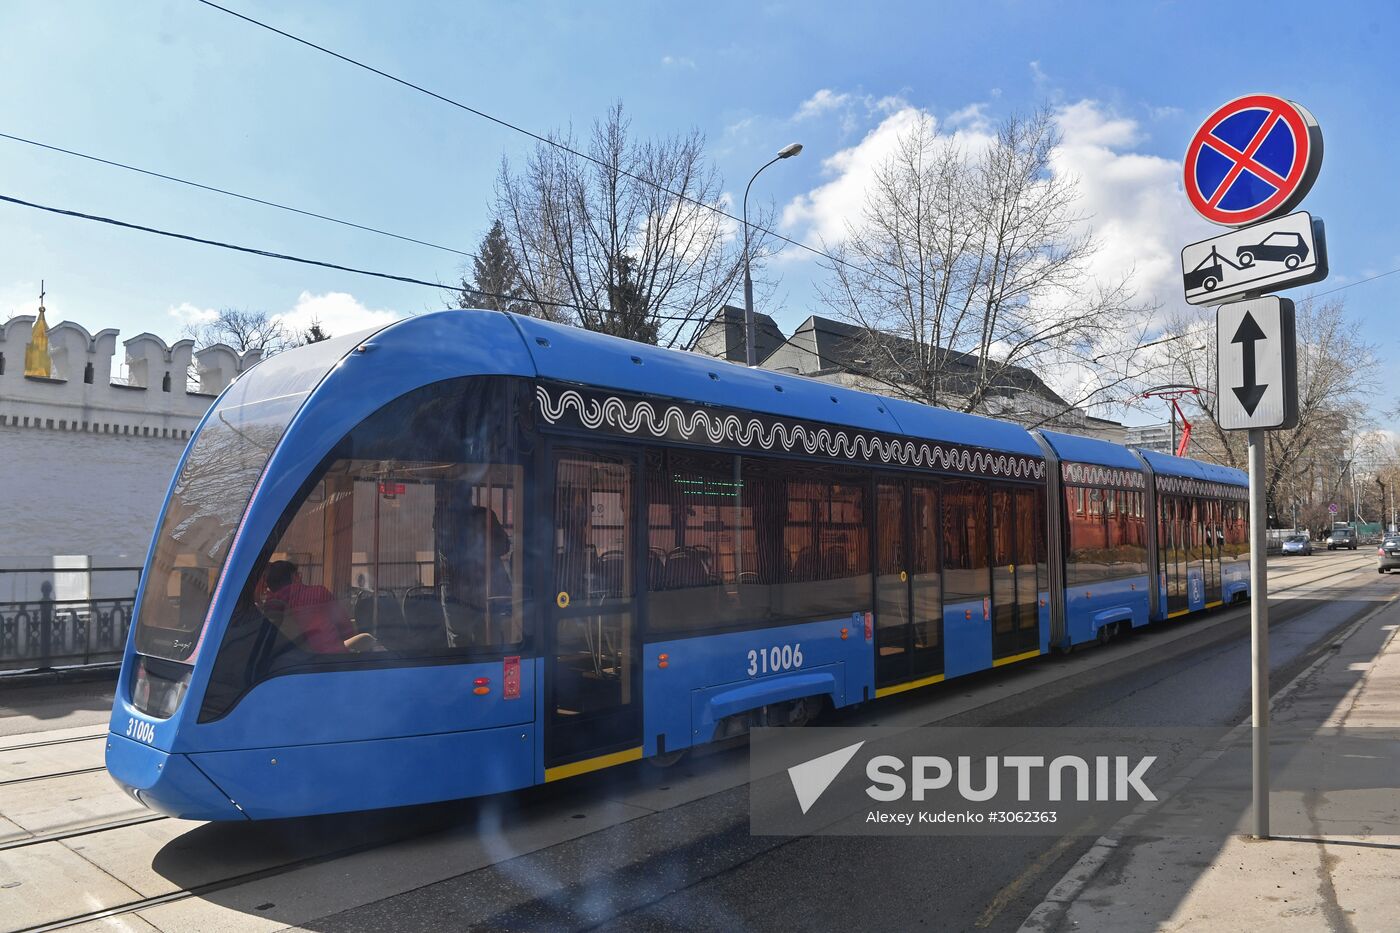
top-left (1164, 497), bottom-right (1189, 614)
top-left (1204, 498), bottom-right (1223, 605)
top-left (991, 486), bottom-right (1042, 660)
top-left (874, 479), bottom-right (943, 687)
top-left (545, 449), bottom-right (642, 771)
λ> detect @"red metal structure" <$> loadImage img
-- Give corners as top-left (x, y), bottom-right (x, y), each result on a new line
top-left (1141, 385), bottom-right (1208, 458)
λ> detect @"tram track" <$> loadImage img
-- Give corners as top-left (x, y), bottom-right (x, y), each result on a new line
top-left (3, 554), bottom-right (1375, 933)
top-left (5, 794), bottom-right (550, 933)
top-left (0, 813), bottom-right (166, 852)
top-left (0, 732), bottom-right (105, 754)
top-left (0, 765), bottom-right (105, 788)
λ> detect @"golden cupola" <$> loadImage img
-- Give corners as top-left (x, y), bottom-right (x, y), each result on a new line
top-left (24, 281), bottom-right (53, 378)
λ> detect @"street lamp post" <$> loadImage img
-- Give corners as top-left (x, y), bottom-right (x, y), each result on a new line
top-left (742, 143), bottom-right (802, 366)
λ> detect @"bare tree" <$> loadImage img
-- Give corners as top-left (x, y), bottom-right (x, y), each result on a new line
top-left (185, 308), bottom-right (297, 355)
top-left (817, 108), bottom-right (1154, 425)
top-left (494, 102), bottom-right (767, 348)
top-left (1162, 296), bottom-right (1377, 526)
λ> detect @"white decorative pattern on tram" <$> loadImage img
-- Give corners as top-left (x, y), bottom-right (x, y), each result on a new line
top-left (536, 385), bottom-right (1046, 480)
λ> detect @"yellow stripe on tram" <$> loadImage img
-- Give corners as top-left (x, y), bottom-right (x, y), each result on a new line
top-left (1205, 600), bottom-right (1223, 609)
top-left (875, 672), bottom-right (946, 699)
top-left (992, 648), bottom-right (1042, 668)
top-left (544, 746), bottom-right (644, 783)
top-left (1167, 609), bottom-right (1190, 619)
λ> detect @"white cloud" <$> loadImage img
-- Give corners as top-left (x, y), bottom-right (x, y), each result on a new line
top-left (783, 96), bottom-right (1207, 319)
top-left (1056, 99), bottom-right (1141, 148)
top-left (778, 93), bottom-right (1217, 415)
top-left (724, 116), bottom-right (754, 137)
top-left (272, 291), bottom-right (402, 339)
top-left (166, 302), bottom-right (219, 329)
top-left (781, 104), bottom-right (996, 246)
top-left (661, 54), bottom-right (696, 69)
top-left (793, 89), bottom-right (852, 121)
top-left (945, 102), bottom-right (991, 132)
top-left (1049, 99), bottom-right (1206, 320)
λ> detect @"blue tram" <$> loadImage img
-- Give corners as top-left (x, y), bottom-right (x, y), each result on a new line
top-left (106, 310), bottom-right (1249, 820)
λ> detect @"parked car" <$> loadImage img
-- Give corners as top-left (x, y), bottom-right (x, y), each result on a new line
top-left (1237, 231), bottom-right (1309, 269)
top-left (1379, 536), bottom-right (1400, 573)
top-left (1281, 534), bottom-right (1312, 556)
top-left (1327, 527), bottom-right (1358, 550)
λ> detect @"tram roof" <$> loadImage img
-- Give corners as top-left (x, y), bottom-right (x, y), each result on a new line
top-left (1036, 429), bottom-right (1144, 470)
top-left (502, 312), bottom-right (1045, 457)
top-left (1135, 448), bottom-right (1247, 487)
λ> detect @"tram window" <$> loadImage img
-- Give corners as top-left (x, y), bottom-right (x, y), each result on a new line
top-left (200, 377), bottom-right (528, 721)
top-left (1105, 490), bottom-right (1148, 577)
top-left (644, 451), bottom-right (870, 633)
top-left (1065, 485), bottom-right (1107, 585)
top-left (943, 480), bottom-right (990, 608)
top-left (257, 460), bottom-right (523, 656)
top-left (1224, 501), bottom-right (1248, 561)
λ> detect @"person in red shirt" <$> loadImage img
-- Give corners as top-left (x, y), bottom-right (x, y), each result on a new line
top-left (261, 560), bottom-right (378, 653)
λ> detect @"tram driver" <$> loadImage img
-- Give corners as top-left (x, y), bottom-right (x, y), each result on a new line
top-left (260, 560), bottom-right (381, 654)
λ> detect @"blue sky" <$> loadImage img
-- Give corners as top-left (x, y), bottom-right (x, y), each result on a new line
top-left (3, 0), bottom-right (1397, 428)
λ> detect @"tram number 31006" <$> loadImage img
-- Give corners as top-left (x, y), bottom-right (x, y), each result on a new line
top-left (747, 643), bottom-right (804, 677)
top-left (125, 718), bottom-right (156, 744)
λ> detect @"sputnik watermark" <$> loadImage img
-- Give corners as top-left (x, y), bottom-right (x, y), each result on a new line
top-left (865, 754), bottom-right (1156, 802)
top-left (753, 727), bottom-right (1223, 836)
top-left (788, 744), bottom-right (1154, 819)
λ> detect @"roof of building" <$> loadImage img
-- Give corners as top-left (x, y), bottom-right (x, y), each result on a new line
top-left (688, 305), bottom-right (785, 364)
top-left (757, 314), bottom-right (1068, 408)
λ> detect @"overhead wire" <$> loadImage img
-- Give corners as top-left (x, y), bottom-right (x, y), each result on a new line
top-left (0, 191), bottom-right (705, 323)
top-left (0, 130), bottom-right (474, 259)
top-left (17, 1), bottom-right (1398, 355)
top-left (190, 0), bottom-right (862, 276)
top-left (190, 1), bottom-right (1400, 354)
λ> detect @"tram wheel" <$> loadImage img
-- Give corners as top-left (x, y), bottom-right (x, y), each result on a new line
top-left (778, 695), bottom-right (823, 728)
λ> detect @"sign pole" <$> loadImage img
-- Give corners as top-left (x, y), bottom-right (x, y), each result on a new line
top-left (1248, 426), bottom-right (1269, 838)
top-left (1189, 93), bottom-right (1319, 843)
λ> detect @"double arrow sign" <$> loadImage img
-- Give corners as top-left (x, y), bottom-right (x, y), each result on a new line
top-left (1216, 297), bottom-right (1298, 431)
top-left (1231, 312), bottom-right (1268, 415)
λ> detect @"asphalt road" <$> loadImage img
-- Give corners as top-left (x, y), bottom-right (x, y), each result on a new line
top-left (303, 550), bottom-right (1388, 933)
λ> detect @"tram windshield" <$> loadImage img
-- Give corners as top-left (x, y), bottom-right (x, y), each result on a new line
top-left (198, 376), bottom-right (527, 720)
top-left (133, 331), bottom-right (371, 662)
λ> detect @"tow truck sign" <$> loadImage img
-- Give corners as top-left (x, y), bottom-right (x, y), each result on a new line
top-left (1180, 210), bottom-right (1327, 305)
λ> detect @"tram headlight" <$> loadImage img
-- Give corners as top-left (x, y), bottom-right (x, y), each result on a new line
top-left (132, 655), bottom-right (191, 720)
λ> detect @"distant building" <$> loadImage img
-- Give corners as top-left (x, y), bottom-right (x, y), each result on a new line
top-left (689, 305), bottom-right (785, 364)
top-left (1125, 422), bottom-right (1175, 454)
top-left (691, 307), bottom-right (1125, 442)
top-left (0, 297), bottom-right (258, 583)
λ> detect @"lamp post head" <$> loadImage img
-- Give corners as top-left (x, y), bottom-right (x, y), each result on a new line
top-left (777, 142), bottom-right (803, 159)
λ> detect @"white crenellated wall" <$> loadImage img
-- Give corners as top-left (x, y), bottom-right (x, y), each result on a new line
top-left (0, 316), bottom-right (260, 440)
top-left (0, 315), bottom-right (262, 568)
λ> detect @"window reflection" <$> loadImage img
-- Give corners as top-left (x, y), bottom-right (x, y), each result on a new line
top-left (643, 450), bottom-right (871, 632)
top-left (201, 377), bottom-right (526, 721)
top-left (1065, 485), bottom-right (1146, 586)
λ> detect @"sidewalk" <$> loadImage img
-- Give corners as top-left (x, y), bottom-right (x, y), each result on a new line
top-left (1025, 592), bottom-right (1400, 932)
